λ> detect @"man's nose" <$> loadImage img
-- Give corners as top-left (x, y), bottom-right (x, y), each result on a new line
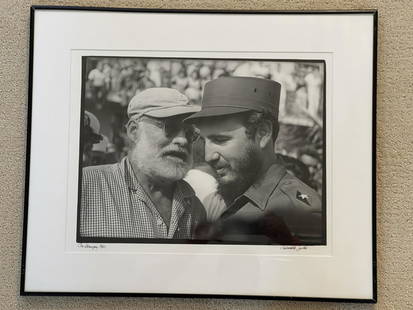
top-left (172, 127), bottom-right (188, 145)
top-left (204, 142), bottom-right (220, 163)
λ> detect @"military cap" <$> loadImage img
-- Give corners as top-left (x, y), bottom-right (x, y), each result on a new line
top-left (84, 110), bottom-right (100, 134)
top-left (127, 88), bottom-right (200, 119)
top-left (185, 76), bottom-right (281, 122)
top-left (84, 110), bottom-right (103, 145)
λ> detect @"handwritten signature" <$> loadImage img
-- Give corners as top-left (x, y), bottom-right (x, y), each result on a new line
top-left (281, 246), bottom-right (308, 251)
top-left (77, 243), bottom-right (106, 250)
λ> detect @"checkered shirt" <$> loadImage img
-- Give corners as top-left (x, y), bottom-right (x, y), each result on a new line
top-left (80, 157), bottom-right (206, 239)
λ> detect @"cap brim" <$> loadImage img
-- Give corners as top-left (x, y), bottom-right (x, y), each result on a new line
top-left (184, 106), bottom-right (252, 123)
top-left (144, 105), bottom-right (201, 118)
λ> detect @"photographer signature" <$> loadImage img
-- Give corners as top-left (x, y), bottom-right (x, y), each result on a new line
top-left (281, 246), bottom-right (308, 251)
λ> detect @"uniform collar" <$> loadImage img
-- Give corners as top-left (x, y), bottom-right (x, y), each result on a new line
top-left (241, 163), bottom-right (287, 211)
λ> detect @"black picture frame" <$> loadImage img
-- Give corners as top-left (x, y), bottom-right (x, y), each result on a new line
top-left (21, 6), bottom-right (377, 302)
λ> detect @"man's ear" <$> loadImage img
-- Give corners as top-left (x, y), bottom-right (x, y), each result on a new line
top-left (255, 120), bottom-right (272, 149)
top-left (126, 120), bottom-right (139, 142)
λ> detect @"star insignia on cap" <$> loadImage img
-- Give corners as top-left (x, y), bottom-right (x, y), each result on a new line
top-left (296, 191), bottom-right (311, 206)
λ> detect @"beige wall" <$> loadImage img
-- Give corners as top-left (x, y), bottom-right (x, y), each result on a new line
top-left (1, 0), bottom-right (412, 309)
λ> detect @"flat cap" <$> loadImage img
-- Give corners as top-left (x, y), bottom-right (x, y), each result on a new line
top-left (185, 76), bottom-right (281, 122)
top-left (127, 88), bottom-right (200, 119)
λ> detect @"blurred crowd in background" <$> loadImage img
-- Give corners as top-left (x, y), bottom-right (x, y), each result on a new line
top-left (83, 57), bottom-right (324, 194)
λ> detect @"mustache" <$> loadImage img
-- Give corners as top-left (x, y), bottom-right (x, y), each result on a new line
top-left (161, 147), bottom-right (190, 160)
top-left (211, 164), bottom-right (228, 171)
top-left (209, 160), bottom-right (229, 171)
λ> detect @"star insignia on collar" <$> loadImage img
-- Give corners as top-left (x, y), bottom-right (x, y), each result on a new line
top-left (296, 191), bottom-right (311, 206)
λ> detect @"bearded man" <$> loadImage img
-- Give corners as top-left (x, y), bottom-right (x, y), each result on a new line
top-left (185, 77), bottom-right (323, 245)
top-left (79, 88), bottom-right (205, 241)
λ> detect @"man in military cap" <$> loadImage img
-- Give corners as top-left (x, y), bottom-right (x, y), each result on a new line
top-left (82, 110), bottom-right (103, 166)
top-left (185, 76), bottom-right (323, 245)
top-left (79, 88), bottom-right (206, 241)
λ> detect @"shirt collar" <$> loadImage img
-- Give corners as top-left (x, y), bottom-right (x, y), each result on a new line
top-left (241, 163), bottom-right (287, 211)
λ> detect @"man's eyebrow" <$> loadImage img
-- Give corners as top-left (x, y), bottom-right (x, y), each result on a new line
top-left (206, 134), bottom-right (231, 139)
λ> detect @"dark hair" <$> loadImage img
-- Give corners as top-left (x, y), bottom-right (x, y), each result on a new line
top-left (242, 111), bottom-right (279, 142)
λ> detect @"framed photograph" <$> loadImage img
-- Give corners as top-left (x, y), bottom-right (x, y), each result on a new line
top-left (21, 6), bottom-right (377, 302)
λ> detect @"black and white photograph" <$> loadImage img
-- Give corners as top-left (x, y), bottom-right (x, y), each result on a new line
top-left (21, 7), bottom-right (376, 300)
top-left (78, 56), bottom-right (326, 245)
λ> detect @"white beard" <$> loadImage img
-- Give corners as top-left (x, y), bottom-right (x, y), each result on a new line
top-left (137, 155), bottom-right (189, 182)
top-left (130, 137), bottom-right (192, 184)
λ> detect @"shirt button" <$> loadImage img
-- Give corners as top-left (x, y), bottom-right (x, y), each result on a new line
top-left (156, 219), bottom-right (163, 226)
